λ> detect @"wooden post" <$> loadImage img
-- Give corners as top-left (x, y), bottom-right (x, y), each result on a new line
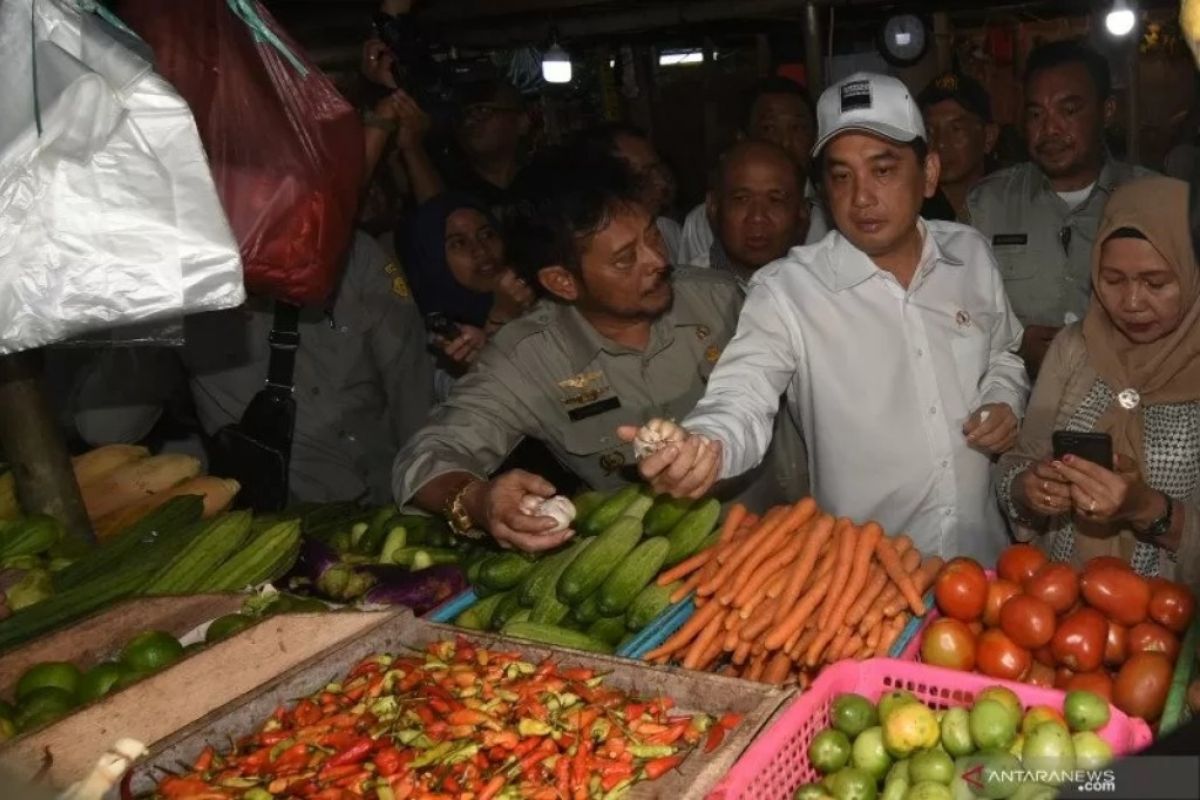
top-left (803, 1), bottom-right (825, 92)
top-left (629, 45), bottom-right (657, 139)
top-left (0, 350), bottom-right (93, 542)
top-left (933, 12), bottom-right (953, 73)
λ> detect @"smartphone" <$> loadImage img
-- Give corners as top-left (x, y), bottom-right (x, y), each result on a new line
top-left (424, 312), bottom-right (461, 340)
top-left (1052, 431), bottom-right (1113, 468)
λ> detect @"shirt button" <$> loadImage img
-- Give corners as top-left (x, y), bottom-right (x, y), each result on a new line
top-left (941, 459), bottom-right (949, 468)
top-left (916, 348), bottom-right (924, 357)
top-left (929, 406), bottom-right (937, 416)
top-left (944, 508), bottom-right (953, 517)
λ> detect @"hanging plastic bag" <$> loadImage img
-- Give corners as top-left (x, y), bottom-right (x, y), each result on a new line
top-left (117, 0), bottom-right (365, 307)
top-left (0, 0), bottom-right (246, 355)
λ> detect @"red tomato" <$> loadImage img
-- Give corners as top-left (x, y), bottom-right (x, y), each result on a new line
top-left (1054, 666), bottom-right (1075, 689)
top-left (984, 579), bottom-right (1021, 628)
top-left (997, 544), bottom-right (1047, 585)
top-left (935, 558), bottom-right (989, 622)
top-left (968, 620), bottom-right (985, 636)
top-left (1148, 581), bottom-right (1196, 634)
top-left (976, 628), bottom-right (1032, 682)
top-left (1027, 660), bottom-right (1056, 688)
top-left (1024, 563), bottom-right (1080, 614)
top-left (1034, 645), bottom-right (1057, 667)
top-left (999, 594), bottom-right (1057, 649)
top-left (920, 617), bottom-right (977, 671)
top-left (1051, 607), bottom-right (1108, 672)
top-left (1080, 565), bottom-right (1151, 626)
top-left (1128, 621), bottom-right (1180, 663)
top-left (1104, 621), bottom-right (1128, 667)
top-left (1113, 652), bottom-right (1173, 721)
top-left (1064, 670), bottom-right (1114, 702)
top-left (1082, 556), bottom-right (1129, 574)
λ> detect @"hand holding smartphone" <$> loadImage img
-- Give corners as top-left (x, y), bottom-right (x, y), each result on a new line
top-left (1052, 430), bottom-right (1113, 469)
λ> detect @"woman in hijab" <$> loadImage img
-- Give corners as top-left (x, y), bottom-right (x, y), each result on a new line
top-left (997, 176), bottom-right (1200, 591)
top-left (399, 193), bottom-right (534, 388)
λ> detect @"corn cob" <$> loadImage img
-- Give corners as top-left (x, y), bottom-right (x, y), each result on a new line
top-left (79, 453), bottom-right (201, 520)
top-left (93, 477), bottom-right (241, 541)
top-left (200, 520), bottom-right (302, 592)
top-left (71, 444), bottom-right (149, 488)
top-left (142, 511), bottom-right (254, 594)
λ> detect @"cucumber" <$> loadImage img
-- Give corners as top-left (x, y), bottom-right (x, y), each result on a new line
top-left (625, 581), bottom-right (680, 632)
top-left (355, 506), bottom-right (398, 555)
top-left (508, 609), bottom-right (531, 625)
top-left (0, 515), bottom-right (62, 560)
top-left (454, 592), bottom-right (508, 630)
top-left (491, 590), bottom-right (526, 630)
top-left (576, 485), bottom-right (641, 537)
top-left (643, 496), bottom-right (695, 538)
top-left (586, 616), bottom-right (628, 647)
top-left (557, 516), bottom-right (643, 604)
top-left (518, 538), bottom-right (589, 607)
top-left (500, 621), bottom-right (614, 654)
top-left (570, 490), bottom-right (607, 528)
top-left (529, 583), bottom-right (571, 626)
top-left (571, 592), bottom-right (605, 625)
top-left (477, 552), bottom-right (535, 592)
top-left (663, 497), bottom-right (721, 567)
top-left (596, 536), bottom-right (670, 616)
top-left (620, 492), bottom-right (655, 522)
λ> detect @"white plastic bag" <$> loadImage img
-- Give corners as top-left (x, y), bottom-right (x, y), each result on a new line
top-left (0, 0), bottom-right (245, 355)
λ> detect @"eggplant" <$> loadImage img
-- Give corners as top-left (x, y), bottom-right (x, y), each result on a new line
top-left (361, 564), bottom-right (466, 614)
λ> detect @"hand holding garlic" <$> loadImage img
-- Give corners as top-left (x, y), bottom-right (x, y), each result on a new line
top-left (616, 419), bottom-right (723, 500)
top-left (518, 493), bottom-right (576, 533)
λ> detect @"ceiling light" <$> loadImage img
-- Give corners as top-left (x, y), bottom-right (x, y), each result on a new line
top-left (1106, 0), bottom-right (1136, 37)
top-left (542, 42), bottom-right (572, 84)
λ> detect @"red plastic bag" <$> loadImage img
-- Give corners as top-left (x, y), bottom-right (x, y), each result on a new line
top-left (117, 0), bottom-right (363, 307)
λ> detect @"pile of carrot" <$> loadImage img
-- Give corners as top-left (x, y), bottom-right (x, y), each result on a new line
top-left (644, 498), bottom-right (944, 686)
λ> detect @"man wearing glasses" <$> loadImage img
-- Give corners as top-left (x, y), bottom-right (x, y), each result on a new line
top-left (443, 79), bottom-right (532, 217)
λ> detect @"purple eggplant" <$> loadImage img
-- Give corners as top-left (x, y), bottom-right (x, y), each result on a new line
top-left (361, 564), bottom-right (465, 614)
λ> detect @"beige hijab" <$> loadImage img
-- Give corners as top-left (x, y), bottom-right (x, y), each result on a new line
top-left (1082, 176), bottom-right (1200, 469)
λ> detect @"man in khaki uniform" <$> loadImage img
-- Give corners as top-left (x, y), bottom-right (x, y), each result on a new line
top-left (393, 147), bottom-right (805, 552)
top-left (968, 40), bottom-right (1154, 376)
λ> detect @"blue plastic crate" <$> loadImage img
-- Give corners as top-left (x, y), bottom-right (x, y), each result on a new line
top-left (617, 595), bottom-right (696, 658)
top-left (426, 588), bottom-right (478, 623)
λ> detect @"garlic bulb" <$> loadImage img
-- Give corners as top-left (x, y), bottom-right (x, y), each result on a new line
top-left (519, 494), bottom-right (576, 533)
top-left (61, 738), bottom-right (148, 800)
top-left (632, 418), bottom-right (686, 460)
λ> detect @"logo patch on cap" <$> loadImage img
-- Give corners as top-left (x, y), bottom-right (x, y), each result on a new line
top-left (840, 80), bottom-right (872, 112)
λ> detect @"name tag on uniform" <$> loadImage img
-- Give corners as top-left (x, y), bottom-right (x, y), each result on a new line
top-left (568, 396), bottom-right (621, 422)
top-left (992, 233), bottom-right (1028, 246)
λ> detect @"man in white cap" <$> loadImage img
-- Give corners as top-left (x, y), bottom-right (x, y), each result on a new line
top-left (618, 73), bottom-right (1030, 561)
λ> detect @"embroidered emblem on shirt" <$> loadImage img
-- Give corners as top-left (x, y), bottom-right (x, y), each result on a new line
top-left (561, 387), bottom-right (607, 407)
top-left (840, 80), bottom-right (872, 112)
top-left (934, 73), bottom-right (959, 91)
top-left (384, 262), bottom-right (399, 275)
top-left (390, 275), bottom-right (410, 297)
top-left (955, 310), bottom-right (971, 328)
top-left (695, 325), bottom-right (710, 341)
top-left (705, 345), bottom-right (722, 364)
top-left (599, 450), bottom-right (627, 475)
top-left (558, 370), bottom-right (604, 391)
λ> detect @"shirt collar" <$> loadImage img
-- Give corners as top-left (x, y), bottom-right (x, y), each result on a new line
top-left (709, 240), bottom-right (754, 288)
top-left (1028, 156), bottom-right (1120, 203)
top-left (555, 292), bottom-right (687, 372)
top-left (824, 219), bottom-right (962, 293)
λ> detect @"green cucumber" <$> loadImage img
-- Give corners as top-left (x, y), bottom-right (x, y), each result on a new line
top-left (454, 592), bottom-right (508, 631)
top-left (491, 590), bottom-right (526, 630)
top-left (663, 498), bottom-right (721, 566)
top-left (586, 616), bottom-right (628, 647)
top-left (625, 581), bottom-right (680, 632)
top-left (643, 496), bottom-right (695, 537)
top-left (557, 517), bottom-right (643, 604)
top-left (477, 552), bottom-right (535, 592)
top-left (596, 536), bottom-right (670, 616)
top-left (500, 621), bottom-right (614, 654)
top-left (570, 490), bottom-right (607, 528)
top-left (571, 592), bottom-right (605, 625)
top-left (355, 507), bottom-right (398, 555)
top-left (518, 538), bottom-right (589, 607)
top-left (576, 485), bottom-right (641, 537)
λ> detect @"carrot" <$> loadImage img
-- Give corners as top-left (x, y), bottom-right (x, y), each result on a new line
top-left (827, 626), bottom-right (853, 663)
top-left (741, 572), bottom-right (788, 618)
top-left (818, 520), bottom-right (858, 630)
top-left (765, 564), bottom-right (834, 651)
top-left (746, 652), bottom-right (768, 682)
top-left (837, 631), bottom-right (865, 662)
top-left (718, 503), bottom-right (749, 544)
top-left (657, 547), bottom-right (714, 586)
top-left (682, 609), bottom-right (729, 670)
top-left (698, 630), bottom-right (726, 671)
top-left (843, 565), bottom-right (887, 629)
top-left (720, 520), bottom-right (798, 606)
top-left (763, 651), bottom-right (793, 685)
top-left (733, 639), bottom-right (752, 665)
top-left (732, 534), bottom-right (806, 609)
top-left (863, 549), bottom-right (922, 630)
top-left (671, 570), bottom-right (705, 603)
top-left (772, 514), bottom-right (836, 623)
top-left (719, 665), bottom-right (739, 678)
top-left (738, 598), bottom-right (781, 642)
top-left (875, 536), bottom-right (926, 616)
top-left (883, 556), bottom-right (943, 617)
top-left (694, 557), bottom-right (724, 598)
top-left (865, 622), bottom-right (883, 652)
top-left (723, 625), bottom-right (742, 652)
top-left (877, 614), bottom-right (908, 657)
top-left (644, 599), bottom-right (722, 661)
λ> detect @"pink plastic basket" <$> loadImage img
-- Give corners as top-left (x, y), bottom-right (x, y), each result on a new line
top-left (707, 657), bottom-right (1153, 800)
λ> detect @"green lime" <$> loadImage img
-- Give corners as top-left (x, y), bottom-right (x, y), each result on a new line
top-left (955, 750), bottom-right (1021, 800)
top-left (271, 595), bottom-right (330, 614)
top-left (975, 687), bottom-right (1022, 729)
top-left (907, 781), bottom-right (954, 800)
top-left (809, 728), bottom-right (853, 774)
top-left (183, 642), bottom-right (206, 656)
top-left (879, 776), bottom-right (907, 800)
top-left (969, 700), bottom-right (1018, 751)
top-left (832, 693), bottom-right (879, 738)
top-left (850, 726), bottom-right (892, 780)
top-left (120, 630), bottom-right (184, 673)
top-left (115, 662), bottom-right (151, 691)
top-left (206, 614), bottom-right (254, 644)
top-left (1071, 731), bottom-right (1113, 770)
top-left (794, 783), bottom-right (834, 800)
top-left (910, 749), bottom-right (955, 785)
top-left (940, 707), bottom-right (975, 757)
top-left (883, 703), bottom-right (939, 758)
top-left (885, 759), bottom-right (909, 787)
top-left (76, 662), bottom-right (122, 703)
top-left (15, 687), bottom-right (77, 731)
top-left (828, 766), bottom-right (878, 800)
top-left (1022, 722), bottom-right (1075, 774)
top-left (1063, 690), bottom-right (1110, 733)
top-left (15, 661), bottom-right (82, 702)
top-left (1009, 784), bottom-right (1057, 800)
top-left (877, 690), bottom-right (918, 723)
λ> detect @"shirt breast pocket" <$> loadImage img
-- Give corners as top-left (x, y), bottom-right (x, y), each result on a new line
top-left (560, 413), bottom-right (634, 483)
top-left (948, 315), bottom-right (994, 405)
top-left (990, 236), bottom-right (1037, 282)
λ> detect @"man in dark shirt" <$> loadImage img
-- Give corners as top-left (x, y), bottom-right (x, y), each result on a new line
top-left (439, 79), bottom-right (531, 217)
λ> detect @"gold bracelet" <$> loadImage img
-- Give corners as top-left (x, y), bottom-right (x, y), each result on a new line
top-left (445, 479), bottom-right (485, 539)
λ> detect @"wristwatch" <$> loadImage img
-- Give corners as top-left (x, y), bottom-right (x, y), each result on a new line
top-left (1138, 490), bottom-right (1174, 538)
top-left (363, 111), bottom-right (398, 133)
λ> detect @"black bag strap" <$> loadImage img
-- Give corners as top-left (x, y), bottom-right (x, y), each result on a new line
top-left (265, 301), bottom-right (300, 394)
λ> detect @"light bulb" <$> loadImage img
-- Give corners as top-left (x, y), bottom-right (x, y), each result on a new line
top-left (542, 44), bottom-right (572, 84)
top-left (1106, 1), bottom-right (1136, 36)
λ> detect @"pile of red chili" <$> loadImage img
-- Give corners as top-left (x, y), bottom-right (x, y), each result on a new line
top-left (150, 638), bottom-right (741, 799)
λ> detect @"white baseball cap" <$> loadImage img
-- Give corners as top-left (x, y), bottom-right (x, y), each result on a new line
top-left (812, 72), bottom-right (926, 157)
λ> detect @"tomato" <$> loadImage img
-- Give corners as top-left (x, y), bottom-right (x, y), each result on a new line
top-left (934, 558), bottom-right (989, 622)
top-left (1079, 565), bottom-right (1150, 626)
top-left (984, 580), bottom-right (1021, 628)
top-left (1054, 666), bottom-right (1075, 689)
top-left (1024, 562), bottom-right (1079, 614)
top-left (997, 544), bottom-right (1047, 585)
top-left (1113, 652), bottom-right (1173, 721)
top-left (968, 620), bottom-right (985, 636)
top-left (1127, 621), bottom-right (1180, 663)
top-left (1082, 556), bottom-right (1129, 574)
top-left (1033, 645), bottom-right (1056, 667)
top-left (1064, 670), bottom-right (1114, 702)
top-left (976, 628), bottom-right (1032, 682)
top-left (1104, 621), bottom-right (1128, 667)
top-left (1051, 607), bottom-right (1107, 673)
top-left (1148, 581), bottom-right (1196, 634)
top-left (920, 617), bottom-right (977, 671)
top-left (1027, 660), bottom-right (1056, 688)
top-left (999, 594), bottom-right (1056, 649)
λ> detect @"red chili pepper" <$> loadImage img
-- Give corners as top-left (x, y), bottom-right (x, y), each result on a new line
top-left (644, 721), bottom-right (689, 746)
top-left (258, 730), bottom-right (291, 747)
top-left (624, 703), bottom-right (645, 721)
top-left (310, 788), bottom-right (353, 800)
top-left (318, 762), bottom-right (366, 784)
top-left (428, 698), bottom-right (452, 715)
top-left (192, 746), bottom-right (214, 772)
top-left (719, 712), bottom-right (743, 729)
top-left (319, 731), bottom-right (362, 752)
top-left (512, 738), bottom-right (541, 759)
top-left (517, 739), bottom-right (555, 774)
top-left (560, 667), bottom-right (594, 683)
top-left (326, 738), bottom-right (372, 768)
top-left (571, 739), bottom-right (590, 792)
top-left (534, 659), bottom-right (556, 679)
top-left (413, 705), bottom-right (436, 727)
top-left (375, 746), bottom-right (406, 777)
top-left (274, 743), bottom-right (311, 775)
top-left (348, 659), bottom-right (383, 680)
top-left (478, 775), bottom-right (505, 800)
top-left (704, 724), bottom-right (727, 754)
top-left (292, 699), bottom-right (323, 728)
top-left (443, 775), bottom-right (463, 793)
top-left (644, 754), bottom-right (684, 781)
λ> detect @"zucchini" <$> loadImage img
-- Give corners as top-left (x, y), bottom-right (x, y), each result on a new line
top-left (143, 512), bottom-right (254, 594)
top-left (499, 621), bottom-right (614, 654)
top-left (643, 496), bottom-right (695, 538)
top-left (518, 538), bottom-right (588, 607)
top-left (454, 592), bottom-right (508, 631)
top-left (557, 516), bottom-right (642, 604)
top-left (586, 616), bottom-right (628, 648)
top-left (664, 498), bottom-right (721, 567)
top-left (576, 485), bottom-right (641, 537)
top-left (596, 536), bottom-right (670, 616)
top-left (200, 520), bottom-right (301, 591)
top-left (490, 590), bottom-right (525, 630)
top-left (477, 552), bottom-right (535, 592)
top-left (625, 581), bottom-right (680, 632)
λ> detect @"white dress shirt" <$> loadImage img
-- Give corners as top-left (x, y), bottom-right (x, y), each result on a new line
top-left (685, 220), bottom-right (1029, 562)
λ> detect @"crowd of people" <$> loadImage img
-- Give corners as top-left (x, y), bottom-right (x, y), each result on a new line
top-left (57, 2), bottom-right (1200, 594)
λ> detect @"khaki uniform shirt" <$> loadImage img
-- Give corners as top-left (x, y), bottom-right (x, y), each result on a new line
top-left (967, 159), bottom-right (1155, 327)
top-left (72, 233), bottom-right (433, 504)
top-left (392, 268), bottom-right (808, 509)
